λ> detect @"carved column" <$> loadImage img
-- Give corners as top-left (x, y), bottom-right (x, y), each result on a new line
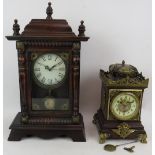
top-left (72, 42), bottom-right (81, 123)
top-left (16, 41), bottom-right (28, 123)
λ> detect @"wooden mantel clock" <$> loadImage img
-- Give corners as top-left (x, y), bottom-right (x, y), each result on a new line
top-left (93, 61), bottom-right (149, 144)
top-left (6, 2), bottom-right (89, 141)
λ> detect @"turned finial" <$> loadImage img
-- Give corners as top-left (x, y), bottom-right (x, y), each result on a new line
top-left (122, 60), bottom-right (125, 66)
top-left (13, 19), bottom-right (20, 36)
top-left (78, 20), bottom-right (86, 37)
top-left (46, 2), bottom-right (53, 20)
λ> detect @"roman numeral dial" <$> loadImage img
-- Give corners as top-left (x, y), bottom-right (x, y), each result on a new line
top-left (33, 53), bottom-right (66, 88)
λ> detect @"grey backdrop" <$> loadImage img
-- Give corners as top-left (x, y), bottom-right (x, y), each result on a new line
top-left (4, 0), bottom-right (152, 155)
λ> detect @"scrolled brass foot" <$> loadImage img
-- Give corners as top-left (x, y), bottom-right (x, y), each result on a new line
top-left (99, 132), bottom-right (109, 144)
top-left (138, 133), bottom-right (147, 143)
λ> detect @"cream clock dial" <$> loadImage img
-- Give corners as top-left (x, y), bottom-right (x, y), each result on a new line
top-left (110, 92), bottom-right (139, 120)
top-left (33, 53), bottom-right (66, 88)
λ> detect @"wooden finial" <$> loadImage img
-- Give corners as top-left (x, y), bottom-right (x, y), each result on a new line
top-left (78, 20), bottom-right (86, 37)
top-left (46, 2), bottom-right (53, 20)
top-left (13, 19), bottom-right (20, 36)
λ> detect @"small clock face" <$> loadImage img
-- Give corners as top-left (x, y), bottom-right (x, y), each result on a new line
top-left (110, 92), bottom-right (139, 120)
top-left (33, 53), bottom-right (66, 88)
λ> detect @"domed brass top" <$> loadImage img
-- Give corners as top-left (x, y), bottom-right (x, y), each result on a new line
top-left (109, 60), bottom-right (138, 78)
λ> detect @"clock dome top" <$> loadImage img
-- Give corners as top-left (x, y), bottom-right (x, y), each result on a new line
top-left (109, 60), bottom-right (138, 78)
top-left (6, 2), bottom-right (89, 42)
top-left (100, 61), bottom-right (149, 88)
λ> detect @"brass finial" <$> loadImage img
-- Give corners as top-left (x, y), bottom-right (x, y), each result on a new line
top-left (46, 2), bottom-right (53, 20)
top-left (13, 19), bottom-right (20, 36)
top-left (78, 20), bottom-right (86, 37)
top-left (122, 60), bottom-right (125, 66)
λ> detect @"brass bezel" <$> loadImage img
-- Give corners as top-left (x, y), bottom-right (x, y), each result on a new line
top-left (110, 92), bottom-right (139, 120)
top-left (31, 52), bottom-right (68, 90)
top-left (108, 89), bottom-right (143, 121)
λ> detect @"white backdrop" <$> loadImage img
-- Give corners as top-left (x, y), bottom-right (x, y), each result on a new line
top-left (3, 0), bottom-right (152, 155)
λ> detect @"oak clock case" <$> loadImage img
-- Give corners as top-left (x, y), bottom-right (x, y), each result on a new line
top-left (6, 2), bottom-right (89, 141)
top-left (93, 61), bottom-right (149, 144)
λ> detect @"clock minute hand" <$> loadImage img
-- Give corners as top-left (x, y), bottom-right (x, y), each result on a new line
top-left (49, 61), bottom-right (62, 71)
top-left (49, 64), bottom-right (57, 71)
top-left (127, 100), bottom-right (134, 104)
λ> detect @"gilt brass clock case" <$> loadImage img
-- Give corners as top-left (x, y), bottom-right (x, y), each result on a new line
top-left (93, 61), bottom-right (149, 144)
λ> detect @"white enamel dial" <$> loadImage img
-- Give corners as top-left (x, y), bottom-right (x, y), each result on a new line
top-left (33, 53), bottom-right (66, 88)
top-left (110, 92), bottom-right (139, 120)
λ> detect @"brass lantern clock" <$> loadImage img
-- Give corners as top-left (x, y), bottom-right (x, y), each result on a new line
top-left (93, 61), bottom-right (149, 143)
top-left (6, 2), bottom-right (89, 141)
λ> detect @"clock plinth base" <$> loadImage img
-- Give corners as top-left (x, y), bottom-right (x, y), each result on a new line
top-left (93, 109), bottom-right (147, 144)
top-left (8, 112), bottom-right (86, 142)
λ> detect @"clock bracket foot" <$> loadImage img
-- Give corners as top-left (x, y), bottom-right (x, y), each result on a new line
top-left (138, 133), bottom-right (147, 143)
top-left (99, 132), bottom-right (110, 144)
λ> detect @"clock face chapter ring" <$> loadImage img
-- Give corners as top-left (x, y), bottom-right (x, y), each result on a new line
top-left (110, 92), bottom-right (140, 120)
top-left (32, 53), bottom-right (67, 89)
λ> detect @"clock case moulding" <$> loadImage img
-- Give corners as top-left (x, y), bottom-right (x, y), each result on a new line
top-left (93, 61), bottom-right (149, 144)
top-left (6, 2), bottom-right (89, 141)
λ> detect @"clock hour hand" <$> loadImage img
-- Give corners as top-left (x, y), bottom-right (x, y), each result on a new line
top-left (37, 62), bottom-right (50, 70)
top-left (118, 97), bottom-right (133, 106)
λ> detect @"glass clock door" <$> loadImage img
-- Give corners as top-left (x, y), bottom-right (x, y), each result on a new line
top-left (30, 52), bottom-right (70, 111)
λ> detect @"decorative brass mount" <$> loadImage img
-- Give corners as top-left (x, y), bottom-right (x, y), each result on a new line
top-left (112, 122), bottom-right (135, 138)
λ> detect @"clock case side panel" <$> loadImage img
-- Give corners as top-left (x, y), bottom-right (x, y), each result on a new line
top-left (100, 83), bottom-right (109, 119)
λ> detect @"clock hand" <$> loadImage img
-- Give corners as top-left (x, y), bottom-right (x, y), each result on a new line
top-left (49, 61), bottom-right (62, 71)
top-left (49, 64), bottom-right (57, 71)
top-left (37, 62), bottom-right (46, 67)
top-left (127, 100), bottom-right (134, 104)
top-left (119, 97), bottom-right (133, 106)
top-left (37, 62), bottom-right (50, 70)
